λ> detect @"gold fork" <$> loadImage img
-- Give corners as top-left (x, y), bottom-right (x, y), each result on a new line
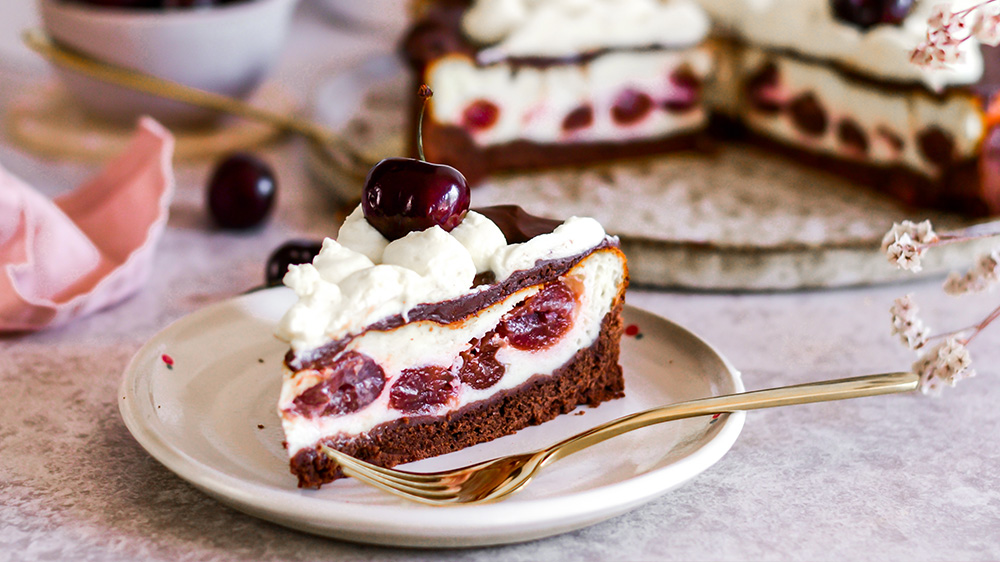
top-left (321, 371), bottom-right (919, 505)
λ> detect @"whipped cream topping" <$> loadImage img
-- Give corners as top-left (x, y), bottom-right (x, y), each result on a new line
top-left (697, 0), bottom-right (983, 90)
top-left (276, 206), bottom-right (608, 353)
top-left (462, 0), bottom-right (709, 60)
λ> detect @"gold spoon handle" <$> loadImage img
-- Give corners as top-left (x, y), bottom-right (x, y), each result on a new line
top-left (22, 29), bottom-right (334, 144)
top-left (540, 371), bottom-right (920, 467)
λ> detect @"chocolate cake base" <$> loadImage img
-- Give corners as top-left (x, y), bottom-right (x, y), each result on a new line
top-left (730, 120), bottom-right (1000, 217)
top-left (290, 298), bottom-right (626, 489)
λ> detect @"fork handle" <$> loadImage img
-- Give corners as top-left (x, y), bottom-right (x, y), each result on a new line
top-left (539, 371), bottom-right (920, 468)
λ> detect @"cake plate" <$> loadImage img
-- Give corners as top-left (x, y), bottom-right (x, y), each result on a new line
top-left (119, 287), bottom-right (744, 547)
top-left (307, 55), bottom-right (995, 291)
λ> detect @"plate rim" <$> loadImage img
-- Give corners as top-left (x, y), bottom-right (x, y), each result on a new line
top-left (118, 288), bottom-right (745, 547)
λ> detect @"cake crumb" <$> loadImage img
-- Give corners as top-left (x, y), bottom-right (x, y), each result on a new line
top-left (257, 424), bottom-right (265, 429)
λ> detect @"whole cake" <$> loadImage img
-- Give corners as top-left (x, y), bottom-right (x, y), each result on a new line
top-left (275, 161), bottom-right (629, 487)
top-left (404, 0), bottom-right (1000, 216)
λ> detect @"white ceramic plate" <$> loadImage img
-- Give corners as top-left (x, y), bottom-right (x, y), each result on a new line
top-left (118, 288), bottom-right (745, 547)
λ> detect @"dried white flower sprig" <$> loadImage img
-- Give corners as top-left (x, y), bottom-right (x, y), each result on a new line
top-left (881, 220), bottom-right (939, 272)
top-left (882, 219), bottom-right (1000, 394)
top-left (889, 294), bottom-right (931, 349)
top-left (881, 219), bottom-right (1000, 272)
top-left (911, 1), bottom-right (1000, 67)
top-left (912, 338), bottom-right (976, 395)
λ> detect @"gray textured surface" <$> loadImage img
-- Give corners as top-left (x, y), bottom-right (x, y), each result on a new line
top-left (3, 3), bottom-right (1000, 560)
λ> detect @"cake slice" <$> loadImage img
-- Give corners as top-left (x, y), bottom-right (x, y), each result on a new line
top-left (275, 203), bottom-right (628, 488)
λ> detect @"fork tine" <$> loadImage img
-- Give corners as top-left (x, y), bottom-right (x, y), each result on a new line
top-left (328, 452), bottom-right (438, 494)
top-left (321, 447), bottom-right (463, 497)
top-left (320, 446), bottom-right (449, 485)
top-left (333, 460), bottom-right (468, 504)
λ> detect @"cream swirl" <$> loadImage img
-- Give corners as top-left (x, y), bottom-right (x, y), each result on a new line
top-left (276, 206), bottom-right (608, 353)
top-left (462, 0), bottom-right (710, 60)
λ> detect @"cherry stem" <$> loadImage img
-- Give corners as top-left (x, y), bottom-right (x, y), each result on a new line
top-left (417, 84), bottom-right (433, 162)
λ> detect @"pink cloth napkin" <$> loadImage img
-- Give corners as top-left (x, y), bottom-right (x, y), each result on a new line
top-left (0, 117), bottom-right (174, 332)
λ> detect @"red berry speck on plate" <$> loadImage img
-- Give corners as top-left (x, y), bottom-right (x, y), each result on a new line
top-left (161, 354), bottom-right (174, 369)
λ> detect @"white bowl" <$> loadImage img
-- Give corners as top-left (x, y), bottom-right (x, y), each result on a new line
top-left (39, 0), bottom-right (299, 126)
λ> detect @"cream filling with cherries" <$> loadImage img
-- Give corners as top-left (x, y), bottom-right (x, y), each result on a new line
top-left (738, 47), bottom-right (986, 177)
top-left (278, 249), bottom-right (625, 457)
top-left (427, 48), bottom-right (713, 148)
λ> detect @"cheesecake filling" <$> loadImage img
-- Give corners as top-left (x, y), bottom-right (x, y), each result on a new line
top-left (279, 249), bottom-right (626, 457)
top-left (427, 47), bottom-right (713, 148)
top-left (738, 48), bottom-right (986, 177)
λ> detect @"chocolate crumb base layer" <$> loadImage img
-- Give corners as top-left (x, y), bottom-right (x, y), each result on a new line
top-left (286, 242), bottom-right (622, 372)
top-left (289, 298), bottom-right (626, 488)
top-left (722, 119), bottom-right (1000, 217)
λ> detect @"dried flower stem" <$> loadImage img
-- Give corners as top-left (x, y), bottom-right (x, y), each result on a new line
top-left (963, 302), bottom-right (1000, 345)
top-left (933, 219), bottom-right (1000, 245)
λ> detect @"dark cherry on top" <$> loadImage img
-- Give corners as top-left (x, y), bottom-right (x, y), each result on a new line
top-left (361, 157), bottom-right (471, 241)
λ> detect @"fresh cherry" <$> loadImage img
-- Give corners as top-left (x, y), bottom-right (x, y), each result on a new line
top-left (265, 240), bottom-right (323, 286)
top-left (207, 152), bottom-right (277, 229)
top-left (361, 86), bottom-right (470, 240)
top-left (831, 0), bottom-right (914, 30)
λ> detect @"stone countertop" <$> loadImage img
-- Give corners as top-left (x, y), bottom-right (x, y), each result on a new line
top-left (2, 3), bottom-right (999, 561)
